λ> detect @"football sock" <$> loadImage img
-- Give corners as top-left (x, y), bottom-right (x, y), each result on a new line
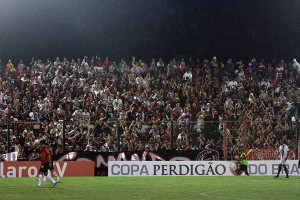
top-left (283, 165), bottom-right (289, 177)
top-left (276, 165), bottom-right (282, 177)
top-left (53, 171), bottom-right (59, 178)
top-left (245, 170), bottom-right (249, 176)
top-left (38, 174), bottom-right (42, 186)
top-left (43, 175), bottom-right (46, 181)
top-left (47, 174), bottom-right (56, 184)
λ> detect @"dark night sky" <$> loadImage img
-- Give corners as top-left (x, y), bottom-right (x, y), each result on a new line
top-left (0, 0), bottom-right (300, 63)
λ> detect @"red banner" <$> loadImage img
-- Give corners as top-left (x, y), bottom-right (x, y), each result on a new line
top-left (247, 149), bottom-right (297, 160)
top-left (0, 161), bottom-right (95, 178)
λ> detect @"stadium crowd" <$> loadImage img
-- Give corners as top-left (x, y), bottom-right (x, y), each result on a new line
top-left (0, 56), bottom-right (299, 158)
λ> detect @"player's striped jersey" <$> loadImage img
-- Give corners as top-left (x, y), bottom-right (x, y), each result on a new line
top-left (279, 144), bottom-right (289, 159)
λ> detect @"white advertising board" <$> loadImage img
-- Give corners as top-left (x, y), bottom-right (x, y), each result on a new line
top-left (108, 160), bottom-right (300, 176)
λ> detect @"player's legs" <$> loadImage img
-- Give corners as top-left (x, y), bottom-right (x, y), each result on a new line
top-left (276, 157), bottom-right (289, 178)
top-left (274, 164), bottom-right (282, 178)
top-left (46, 173), bottom-right (56, 184)
top-left (51, 169), bottom-right (60, 182)
top-left (37, 172), bottom-right (43, 187)
top-left (45, 162), bottom-right (56, 184)
top-left (42, 171), bottom-right (48, 182)
top-left (280, 157), bottom-right (289, 178)
top-left (282, 164), bottom-right (289, 178)
top-left (36, 164), bottom-right (47, 187)
top-left (50, 161), bottom-right (60, 182)
top-left (244, 168), bottom-right (249, 176)
top-left (45, 162), bottom-right (58, 187)
top-left (240, 164), bottom-right (249, 176)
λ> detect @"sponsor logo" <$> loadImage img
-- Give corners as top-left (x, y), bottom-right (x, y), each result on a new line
top-left (196, 150), bottom-right (219, 161)
top-left (0, 161), bottom-right (95, 178)
top-left (111, 164), bottom-right (149, 176)
top-left (248, 149), bottom-right (297, 160)
top-left (252, 150), bottom-right (278, 160)
top-left (109, 161), bottom-right (300, 176)
top-left (248, 164), bottom-right (268, 175)
top-left (109, 161), bottom-right (227, 176)
top-left (229, 162), bottom-right (242, 176)
top-left (0, 162), bottom-right (67, 178)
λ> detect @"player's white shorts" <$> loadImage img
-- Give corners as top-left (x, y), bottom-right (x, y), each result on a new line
top-left (280, 157), bottom-right (287, 164)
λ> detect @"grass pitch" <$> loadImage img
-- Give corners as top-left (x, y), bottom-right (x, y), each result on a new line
top-left (0, 176), bottom-right (299, 200)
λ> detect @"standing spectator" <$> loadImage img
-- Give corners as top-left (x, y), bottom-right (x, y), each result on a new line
top-left (183, 70), bottom-right (193, 82)
top-left (250, 58), bottom-right (258, 73)
top-left (104, 57), bottom-right (112, 72)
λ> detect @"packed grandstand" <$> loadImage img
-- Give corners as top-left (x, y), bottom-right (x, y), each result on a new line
top-left (0, 56), bottom-right (299, 159)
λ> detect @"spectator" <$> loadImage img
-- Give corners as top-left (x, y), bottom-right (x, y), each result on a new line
top-left (183, 70), bottom-right (193, 81)
top-left (0, 56), bottom-right (297, 156)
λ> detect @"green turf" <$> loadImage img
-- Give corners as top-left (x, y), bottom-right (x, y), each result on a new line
top-left (0, 176), bottom-right (299, 200)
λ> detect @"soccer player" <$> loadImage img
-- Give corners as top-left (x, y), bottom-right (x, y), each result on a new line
top-left (32, 140), bottom-right (58, 187)
top-left (42, 144), bottom-right (60, 182)
top-left (273, 140), bottom-right (289, 178)
top-left (237, 151), bottom-right (249, 176)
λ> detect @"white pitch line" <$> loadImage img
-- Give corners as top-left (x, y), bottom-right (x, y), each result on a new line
top-left (200, 192), bottom-right (252, 200)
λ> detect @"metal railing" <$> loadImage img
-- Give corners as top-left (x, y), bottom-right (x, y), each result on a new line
top-left (0, 119), bottom-right (299, 160)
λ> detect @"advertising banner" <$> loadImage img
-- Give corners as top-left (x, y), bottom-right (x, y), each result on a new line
top-left (0, 152), bottom-right (18, 161)
top-left (108, 160), bottom-right (300, 176)
top-left (247, 149), bottom-right (297, 160)
top-left (52, 150), bottom-right (220, 176)
top-left (0, 161), bottom-right (95, 178)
